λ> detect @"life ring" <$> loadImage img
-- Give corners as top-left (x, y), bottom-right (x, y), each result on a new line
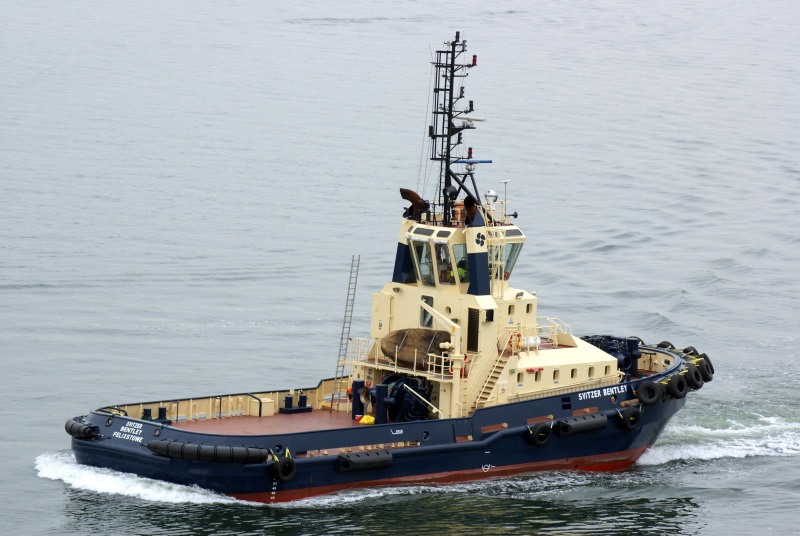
top-left (636, 381), bottom-right (663, 406)
top-left (449, 355), bottom-right (469, 378)
top-left (685, 364), bottom-right (704, 390)
top-left (619, 407), bottom-right (642, 431)
top-left (667, 374), bottom-right (688, 399)
top-left (272, 456), bottom-right (297, 482)
top-left (526, 422), bottom-right (552, 447)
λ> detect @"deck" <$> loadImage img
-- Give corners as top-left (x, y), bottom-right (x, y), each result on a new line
top-left (171, 408), bottom-right (359, 436)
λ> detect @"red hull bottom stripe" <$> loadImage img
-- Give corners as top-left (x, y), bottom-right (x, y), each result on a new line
top-left (231, 446), bottom-right (650, 504)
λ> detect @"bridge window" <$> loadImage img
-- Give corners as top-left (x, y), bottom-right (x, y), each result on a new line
top-left (489, 241), bottom-right (524, 280)
top-left (504, 242), bottom-right (523, 275)
top-left (434, 243), bottom-right (455, 285)
top-left (452, 243), bottom-right (469, 283)
top-left (411, 240), bottom-right (435, 287)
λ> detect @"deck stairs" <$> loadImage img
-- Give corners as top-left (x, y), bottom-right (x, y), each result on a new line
top-left (470, 336), bottom-right (513, 413)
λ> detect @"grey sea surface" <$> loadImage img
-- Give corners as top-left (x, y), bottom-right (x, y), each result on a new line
top-left (2, 1), bottom-right (799, 535)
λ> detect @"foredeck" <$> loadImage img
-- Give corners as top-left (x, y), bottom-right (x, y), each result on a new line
top-left (170, 408), bottom-right (359, 436)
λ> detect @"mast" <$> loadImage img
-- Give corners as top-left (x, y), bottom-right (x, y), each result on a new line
top-left (429, 31), bottom-right (490, 226)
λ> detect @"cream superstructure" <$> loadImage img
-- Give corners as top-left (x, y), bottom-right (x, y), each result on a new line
top-left (348, 200), bottom-right (623, 420)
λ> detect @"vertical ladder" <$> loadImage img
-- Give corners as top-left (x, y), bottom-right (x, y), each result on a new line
top-left (331, 255), bottom-right (360, 412)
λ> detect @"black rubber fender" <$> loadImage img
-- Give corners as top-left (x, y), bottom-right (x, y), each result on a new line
top-left (272, 456), bottom-right (297, 482)
top-left (667, 374), bottom-right (688, 399)
top-left (337, 450), bottom-right (393, 473)
top-left (65, 418), bottom-right (95, 440)
top-left (656, 341), bottom-right (675, 349)
top-left (698, 353), bottom-right (715, 382)
top-left (685, 364), bottom-right (704, 390)
top-left (636, 380), bottom-right (663, 406)
top-left (146, 440), bottom-right (271, 464)
top-left (556, 413), bottom-right (608, 437)
top-left (619, 407), bottom-right (642, 431)
top-left (525, 422), bottom-right (552, 447)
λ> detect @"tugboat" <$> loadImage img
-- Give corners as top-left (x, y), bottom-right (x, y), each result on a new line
top-left (65, 32), bottom-right (714, 503)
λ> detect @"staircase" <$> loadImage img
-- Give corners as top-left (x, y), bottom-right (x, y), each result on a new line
top-left (330, 255), bottom-right (360, 412)
top-left (470, 337), bottom-right (512, 413)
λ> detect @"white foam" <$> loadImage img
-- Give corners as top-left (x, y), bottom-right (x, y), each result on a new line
top-left (637, 415), bottom-right (800, 466)
top-left (274, 484), bottom-right (434, 508)
top-left (35, 451), bottom-right (246, 505)
top-left (276, 473), bottom-right (593, 508)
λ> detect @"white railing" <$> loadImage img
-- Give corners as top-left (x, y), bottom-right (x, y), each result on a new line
top-left (349, 336), bottom-right (467, 381)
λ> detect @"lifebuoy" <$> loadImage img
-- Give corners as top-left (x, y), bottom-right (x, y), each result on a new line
top-left (272, 456), bottom-right (297, 482)
top-left (449, 356), bottom-right (468, 378)
top-left (526, 422), bottom-right (552, 447)
top-left (685, 364), bottom-right (704, 390)
top-left (636, 381), bottom-right (663, 406)
top-left (667, 374), bottom-right (688, 399)
top-left (619, 407), bottom-right (642, 431)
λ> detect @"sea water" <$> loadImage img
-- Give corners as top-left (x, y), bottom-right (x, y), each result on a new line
top-left (2, 1), bottom-right (799, 534)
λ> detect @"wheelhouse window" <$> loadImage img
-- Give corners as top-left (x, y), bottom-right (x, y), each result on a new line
top-left (489, 241), bottom-right (524, 280)
top-left (434, 242), bottom-right (455, 285)
top-left (411, 240), bottom-right (436, 287)
top-left (504, 242), bottom-right (523, 277)
top-left (420, 295), bottom-right (434, 328)
top-left (452, 243), bottom-right (469, 283)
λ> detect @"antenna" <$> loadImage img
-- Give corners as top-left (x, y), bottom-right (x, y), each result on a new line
top-left (428, 31), bottom-right (490, 226)
top-left (500, 179), bottom-right (510, 198)
top-left (500, 180), bottom-right (519, 221)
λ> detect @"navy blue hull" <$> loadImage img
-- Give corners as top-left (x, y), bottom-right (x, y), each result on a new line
top-left (71, 382), bottom-right (686, 503)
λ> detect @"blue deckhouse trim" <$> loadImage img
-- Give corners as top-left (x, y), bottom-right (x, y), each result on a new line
top-left (467, 252), bottom-right (491, 295)
top-left (392, 242), bottom-right (415, 284)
